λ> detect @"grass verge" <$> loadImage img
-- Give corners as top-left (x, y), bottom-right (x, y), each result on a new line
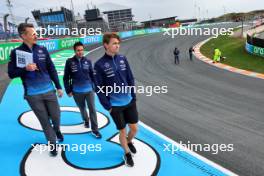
top-left (200, 35), bottom-right (264, 74)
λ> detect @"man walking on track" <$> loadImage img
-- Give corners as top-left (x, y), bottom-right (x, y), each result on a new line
top-left (8, 23), bottom-right (64, 157)
top-left (63, 42), bottom-right (102, 139)
top-left (94, 33), bottom-right (139, 167)
top-left (189, 46), bottom-right (194, 61)
top-left (174, 47), bottom-right (180, 64)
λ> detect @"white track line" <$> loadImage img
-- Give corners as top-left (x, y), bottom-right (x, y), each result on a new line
top-left (139, 122), bottom-right (238, 176)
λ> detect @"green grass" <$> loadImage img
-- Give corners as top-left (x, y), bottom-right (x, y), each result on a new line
top-left (200, 35), bottom-right (264, 74)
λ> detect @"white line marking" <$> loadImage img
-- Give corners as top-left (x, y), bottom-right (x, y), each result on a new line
top-left (86, 35), bottom-right (149, 54)
top-left (139, 122), bottom-right (239, 176)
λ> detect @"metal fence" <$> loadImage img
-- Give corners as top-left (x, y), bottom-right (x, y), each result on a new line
top-left (0, 13), bottom-right (36, 41)
top-left (0, 13), bottom-right (111, 41)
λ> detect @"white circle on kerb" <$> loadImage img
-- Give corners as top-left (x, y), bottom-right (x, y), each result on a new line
top-left (19, 106), bottom-right (109, 134)
top-left (22, 134), bottom-right (159, 176)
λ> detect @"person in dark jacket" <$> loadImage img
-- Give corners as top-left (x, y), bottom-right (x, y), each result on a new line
top-left (189, 46), bottom-right (194, 61)
top-left (173, 47), bottom-right (180, 64)
top-left (63, 42), bottom-right (102, 139)
top-left (94, 33), bottom-right (138, 167)
top-left (8, 23), bottom-right (63, 156)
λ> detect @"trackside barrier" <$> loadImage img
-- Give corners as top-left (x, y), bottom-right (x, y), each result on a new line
top-left (0, 22), bottom-right (232, 64)
top-left (245, 42), bottom-right (264, 57)
top-left (0, 28), bottom-right (163, 64)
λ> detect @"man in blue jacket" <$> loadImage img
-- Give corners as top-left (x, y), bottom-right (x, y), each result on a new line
top-left (63, 42), bottom-right (102, 139)
top-left (8, 23), bottom-right (63, 156)
top-left (94, 33), bottom-right (138, 167)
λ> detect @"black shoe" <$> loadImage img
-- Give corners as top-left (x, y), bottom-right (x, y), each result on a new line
top-left (91, 131), bottom-right (102, 139)
top-left (56, 131), bottom-right (64, 142)
top-left (49, 143), bottom-right (58, 157)
top-left (123, 152), bottom-right (134, 167)
top-left (128, 142), bottom-right (137, 154)
top-left (84, 121), bottom-right (90, 128)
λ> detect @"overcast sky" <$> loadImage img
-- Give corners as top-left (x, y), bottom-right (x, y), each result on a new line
top-left (0, 0), bottom-right (263, 23)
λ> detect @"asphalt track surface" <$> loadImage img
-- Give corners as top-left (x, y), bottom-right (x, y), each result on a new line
top-left (87, 24), bottom-right (264, 176)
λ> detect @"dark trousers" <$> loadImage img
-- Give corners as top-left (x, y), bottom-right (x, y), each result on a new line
top-left (189, 53), bottom-right (193, 61)
top-left (25, 90), bottom-right (60, 144)
top-left (174, 55), bottom-right (180, 64)
top-left (73, 91), bottom-right (98, 132)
